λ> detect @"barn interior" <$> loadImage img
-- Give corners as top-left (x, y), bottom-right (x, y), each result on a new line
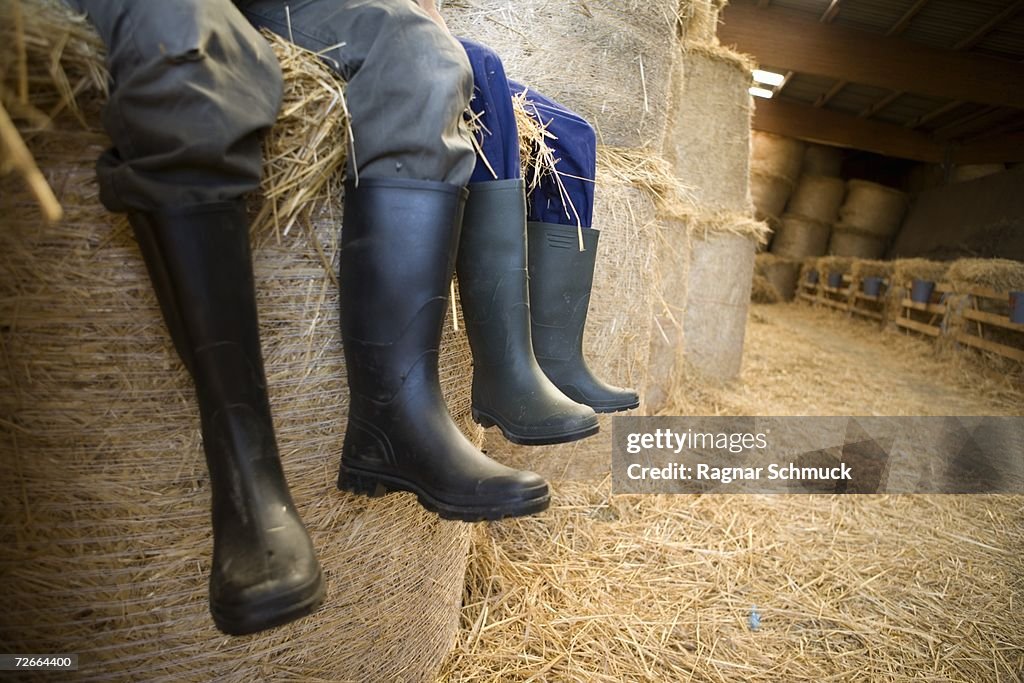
top-left (1, 0), bottom-right (1022, 680)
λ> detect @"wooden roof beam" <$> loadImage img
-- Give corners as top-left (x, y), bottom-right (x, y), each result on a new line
top-left (953, 0), bottom-right (1024, 50)
top-left (719, 1), bottom-right (1024, 109)
top-left (753, 98), bottom-right (1024, 163)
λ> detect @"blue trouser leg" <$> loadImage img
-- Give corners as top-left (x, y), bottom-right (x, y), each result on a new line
top-left (511, 84), bottom-right (596, 229)
top-left (457, 38), bottom-right (596, 227)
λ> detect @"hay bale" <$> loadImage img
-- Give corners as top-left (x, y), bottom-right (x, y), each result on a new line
top-left (683, 231), bottom-right (757, 380)
top-left (645, 216), bottom-right (692, 414)
top-left (891, 258), bottom-right (950, 287)
top-left (756, 252), bottom-right (801, 301)
top-left (1, 8), bottom-right (476, 680)
top-left (850, 259), bottom-right (895, 281)
top-left (802, 143), bottom-right (844, 177)
top-left (751, 130), bottom-right (806, 182)
top-left (679, 0), bottom-right (725, 44)
top-left (828, 225), bottom-right (888, 260)
top-left (751, 273), bottom-right (782, 303)
top-left (770, 213), bottom-right (831, 259)
top-left (751, 171), bottom-right (794, 220)
top-left (837, 179), bottom-right (908, 238)
top-left (786, 174), bottom-right (846, 224)
top-left (444, 0), bottom-right (681, 148)
top-left (483, 172), bottom-right (657, 481)
top-left (946, 258), bottom-right (1024, 293)
top-left (951, 163), bottom-right (1005, 184)
top-left (817, 255), bottom-right (856, 277)
top-left (661, 43), bottom-right (752, 212)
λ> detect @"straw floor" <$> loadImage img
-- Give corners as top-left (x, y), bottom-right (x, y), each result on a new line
top-left (438, 304), bottom-right (1023, 682)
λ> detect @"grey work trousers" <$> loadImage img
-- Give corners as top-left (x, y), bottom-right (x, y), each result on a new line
top-left (69, 0), bottom-right (476, 212)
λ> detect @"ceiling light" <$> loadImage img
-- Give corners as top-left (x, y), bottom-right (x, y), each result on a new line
top-left (752, 69), bottom-right (786, 87)
top-left (749, 86), bottom-right (774, 99)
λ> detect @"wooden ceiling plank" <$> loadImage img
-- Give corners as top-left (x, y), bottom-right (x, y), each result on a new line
top-left (888, 0), bottom-right (931, 36)
top-left (859, 90), bottom-right (905, 118)
top-left (719, 1), bottom-right (1024, 109)
top-left (953, 132), bottom-right (1024, 164)
top-left (814, 79), bottom-right (847, 108)
top-left (953, 0), bottom-right (1024, 50)
top-left (753, 97), bottom-right (943, 162)
top-left (905, 100), bottom-right (966, 129)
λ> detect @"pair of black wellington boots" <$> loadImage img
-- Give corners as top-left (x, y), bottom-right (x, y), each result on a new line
top-left (130, 177), bottom-right (635, 635)
top-left (335, 177), bottom-right (638, 520)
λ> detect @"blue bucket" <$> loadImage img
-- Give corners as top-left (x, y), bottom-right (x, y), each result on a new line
top-left (910, 279), bottom-right (935, 304)
top-left (806, 269), bottom-right (819, 284)
top-left (1011, 291), bottom-right (1024, 324)
top-left (862, 276), bottom-right (884, 297)
top-left (827, 271), bottom-right (844, 289)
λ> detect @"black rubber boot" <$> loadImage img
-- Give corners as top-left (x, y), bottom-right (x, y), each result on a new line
top-left (457, 180), bottom-right (598, 445)
top-left (337, 178), bottom-right (550, 522)
top-left (130, 202), bottom-right (325, 636)
top-left (527, 222), bottom-right (640, 413)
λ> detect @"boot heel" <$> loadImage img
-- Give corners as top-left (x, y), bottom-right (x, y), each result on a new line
top-left (472, 407), bottom-right (495, 428)
top-left (338, 467), bottom-right (390, 498)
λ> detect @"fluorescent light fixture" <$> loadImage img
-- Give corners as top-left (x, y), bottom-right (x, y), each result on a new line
top-left (749, 86), bottom-right (774, 99)
top-left (752, 69), bottom-right (786, 86)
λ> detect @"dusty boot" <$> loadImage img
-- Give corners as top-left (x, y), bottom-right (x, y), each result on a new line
top-left (130, 201), bottom-right (325, 635)
top-left (527, 222), bottom-right (640, 413)
top-left (457, 179), bottom-right (598, 445)
top-left (336, 178), bottom-right (550, 521)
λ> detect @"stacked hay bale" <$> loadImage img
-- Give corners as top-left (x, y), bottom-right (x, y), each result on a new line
top-left (951, 163), bottom-right (1005, 183)
top-left (1, 9), bottom-right (477, 681)
top-left (445, 0), bottom-right (682, 148)
top-left (750, 130), bottom-right (806, 224)
top-left (651, 32), bottom-right (761, 399)
top-left (770, 173), bottom-right (846, 259)
top-left (829, 179), bottom-right (908, 259)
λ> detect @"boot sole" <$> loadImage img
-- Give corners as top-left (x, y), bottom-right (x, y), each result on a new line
top-left (338, 465), bottom-right (550, 522)
top-left (591, 398), bottom-right (641, 414)
top-left (210, 568), bottom-right (326, 636)
top-left (471, 408), bottom-right (600, 446)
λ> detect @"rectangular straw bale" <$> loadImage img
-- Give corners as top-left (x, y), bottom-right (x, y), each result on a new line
top-left (662, 44), bottom-right (753, 212)
top-left (946, 258), bottom-right (1024, 293)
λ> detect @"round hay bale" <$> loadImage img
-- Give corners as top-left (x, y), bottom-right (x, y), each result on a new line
top-left (951, 164), bottom-right (1005, 184)
top-left (769, 213), bottom-right (832, 259)
top-left (756, 253), bottom-right (801, 301)
top-left (485, 173), bottom-right (657, 481)
top-left (751, 170), bottom-right (794, 220)
top-left (785, 174), bottom-right (846, 224)
top-left (750, 130), bottom-right (806, 183)
top-left (444, 0), bottom-right (680, 148)
top-left (828, 225), bottom-right (888, 260)
top-left (0, 156), bottom-right (479, 682)
top-left (0, 11), bottom-right (477, 677)
top-left (683, 231), bottom-right (757, 380)
top-left (837, 179), bottom-right (908, 238)
top-left (662, 45), bottom-right (753, 212)
top-left (801, 143), bottom-right (844, 177)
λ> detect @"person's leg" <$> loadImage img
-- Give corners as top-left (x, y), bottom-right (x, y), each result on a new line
top-left (455, 38), bottom-right (599, 445)
top-left (69, 0), bottom-right (324, 635)
top-left (509, 83), bottom-right (596, 229)
top-left (506, 84), bottom-right (640, 413)
top-left (236, 0), bottom-right (475, 184)
top-left (237, 2), bottom-right (551, 519)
